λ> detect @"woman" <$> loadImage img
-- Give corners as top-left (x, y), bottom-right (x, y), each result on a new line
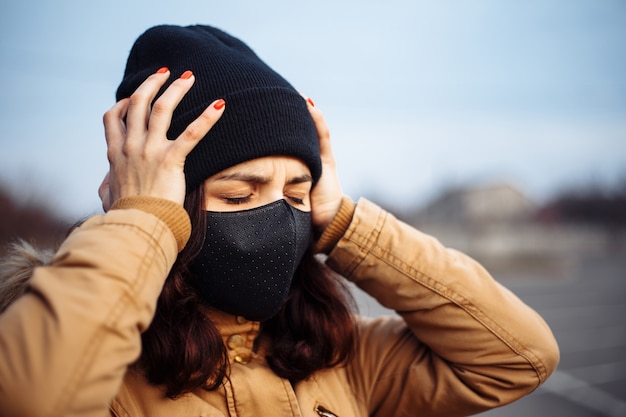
top-left (0, 25), bottom-right (559, 417)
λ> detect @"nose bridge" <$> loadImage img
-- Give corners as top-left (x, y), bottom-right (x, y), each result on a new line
top-left (264, 159), bottom-right (289, 203)
top-left (266, 186), bottom-right (285, 203)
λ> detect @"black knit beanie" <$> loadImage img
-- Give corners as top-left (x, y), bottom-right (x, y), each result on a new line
top-left (116, 25), bottom-right (321, 191)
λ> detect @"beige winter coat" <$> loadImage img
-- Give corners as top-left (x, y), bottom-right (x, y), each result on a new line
top-left (0, 197), bottom-right (559, 417)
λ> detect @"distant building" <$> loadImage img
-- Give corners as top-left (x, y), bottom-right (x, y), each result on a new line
top-left (407, 183), bottom-right (621, 265)
top-left (417, 183), bottom-right (534, 226)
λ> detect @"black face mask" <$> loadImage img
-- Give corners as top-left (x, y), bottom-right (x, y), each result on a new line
top-left (189, 199), bottom-right (312, 322)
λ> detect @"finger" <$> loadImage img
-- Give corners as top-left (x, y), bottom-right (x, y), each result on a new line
top-left (146, 70), bottom-right (196, 139)
top-left (103, 98), bottom-right (130, 162)
top-left (172, 98), bottom-right (226, 157)
top-left (124, 68), bottom-right (171, 142)
top-left (305, 98), bottom-right (335, 164)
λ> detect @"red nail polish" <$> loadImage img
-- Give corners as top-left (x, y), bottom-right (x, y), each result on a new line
top-left (180, 70), bottom-right (193, 80)
top-left (213, 99), bottom-right (226, 110)
top-left (156, 67), bottom-right (169, 74)
top-left (307, 97), bottom-right (315, 107)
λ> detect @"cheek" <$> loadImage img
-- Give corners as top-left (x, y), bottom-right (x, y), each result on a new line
top-left (203, 198), bottom-right (226, 212)
top-left (202, 192), bottom-right (223, 211)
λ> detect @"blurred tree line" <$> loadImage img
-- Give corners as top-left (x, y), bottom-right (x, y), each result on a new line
top-left (0, 185), bottom-right (70, 256)
top-left (536, 180), bottom-right (626, 227)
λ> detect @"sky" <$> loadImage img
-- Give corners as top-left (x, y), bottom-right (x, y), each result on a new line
top-left (0, 0), bottom-right (625, 221)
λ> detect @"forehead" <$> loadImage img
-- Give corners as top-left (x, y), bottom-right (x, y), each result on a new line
top-left (211, 156), bottom-right (311, 179)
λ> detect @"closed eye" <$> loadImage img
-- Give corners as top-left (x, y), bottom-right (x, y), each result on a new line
top-left (287, 196), bottom-right (305, 205)
top-left (223, 195), bottom-right (252, 205)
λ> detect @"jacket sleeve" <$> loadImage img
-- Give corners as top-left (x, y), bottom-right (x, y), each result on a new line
top-left (0, 198), bottom-right (189, 417)
top-left (325, 198), bottom-right (559, 417)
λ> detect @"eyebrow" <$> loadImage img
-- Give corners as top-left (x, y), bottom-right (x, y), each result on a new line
top-left (214, 172), bottom-right (271, 184)
top-left (287, 174), bottom-right (314, 185)
top-left (214, 172), bottom-right (313, 185)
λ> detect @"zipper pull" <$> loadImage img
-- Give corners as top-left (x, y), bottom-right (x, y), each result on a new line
top-left (315, 404), bottom-right (338, 417)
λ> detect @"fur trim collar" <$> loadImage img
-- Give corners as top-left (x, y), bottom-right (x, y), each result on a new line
top-left (0, 241), bottom-right (54, 313)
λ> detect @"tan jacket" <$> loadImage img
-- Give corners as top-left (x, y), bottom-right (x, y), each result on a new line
top-left (0, 197), bottom-right (559, 417)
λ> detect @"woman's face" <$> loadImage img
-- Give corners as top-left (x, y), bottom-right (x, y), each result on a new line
top-left (202, 156), bottom-right (312, 212)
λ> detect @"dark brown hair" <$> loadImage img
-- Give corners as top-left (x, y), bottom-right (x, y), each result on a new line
top-left (136, 186), bottom-right (358, 398)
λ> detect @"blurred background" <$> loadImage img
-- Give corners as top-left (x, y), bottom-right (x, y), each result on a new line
top-left (1, 1), bottom-right (625, 415)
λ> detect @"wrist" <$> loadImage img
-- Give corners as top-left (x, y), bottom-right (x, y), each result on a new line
top-left (313, 196), bottom-right (355, 254)
top-left (110, 196), bottom-right (191, 252)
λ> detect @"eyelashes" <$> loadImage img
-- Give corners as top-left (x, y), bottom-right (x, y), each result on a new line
top-left (223, 195), bottom-right (251, 205)
top-left (288, 196), bottom-right (304, 205)
top-left (222, 195), bottom-right (305, 205)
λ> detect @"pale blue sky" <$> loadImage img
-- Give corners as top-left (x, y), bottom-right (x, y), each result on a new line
top-left (1, 0), bottom-right (625, 220)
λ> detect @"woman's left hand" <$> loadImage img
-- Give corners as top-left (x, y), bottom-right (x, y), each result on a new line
top-left (306, 99), bottom-right (343, 233)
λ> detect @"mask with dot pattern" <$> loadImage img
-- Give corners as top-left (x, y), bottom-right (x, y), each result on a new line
top-left (189, 199), bottom-right (312, 321)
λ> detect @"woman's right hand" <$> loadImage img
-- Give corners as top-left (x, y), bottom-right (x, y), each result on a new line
top-left (99, 68), bottom-right (225, 211)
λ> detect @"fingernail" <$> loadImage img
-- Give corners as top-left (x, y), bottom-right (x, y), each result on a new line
top-left (213, 99), bottom-right (226, 110)
top-left (156, 67), bottom-right (169, 74)
top-left (180, 70), bottom-right (193, 80)
top-left (307, 97), bottom-right (315, 107)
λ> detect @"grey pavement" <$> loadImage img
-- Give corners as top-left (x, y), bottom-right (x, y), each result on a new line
top-left (351, 252), bottom-right (626, 416)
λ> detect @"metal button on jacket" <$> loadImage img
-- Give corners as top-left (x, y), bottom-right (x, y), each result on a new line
top-left (234, 353), bottom-right (251, 364)
top-left (227, 334), bottom-right (244, 350)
